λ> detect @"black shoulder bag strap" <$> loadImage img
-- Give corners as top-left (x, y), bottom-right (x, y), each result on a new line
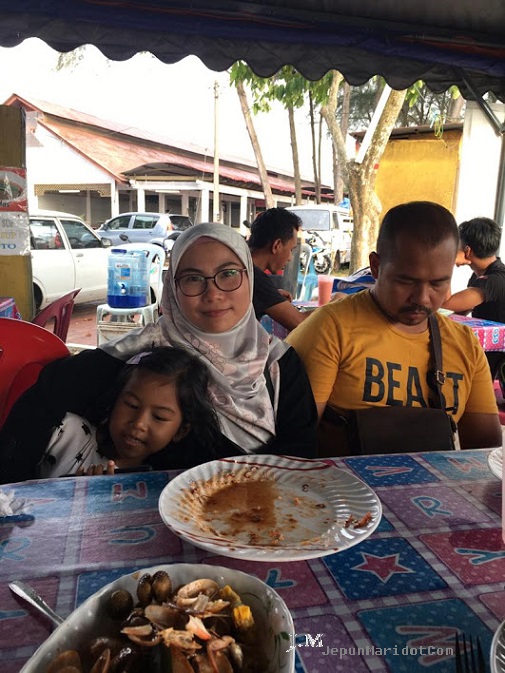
top-left (428, 314), bottom-right (457, 440)
top-left (428, 313), bottom-right (445, 409)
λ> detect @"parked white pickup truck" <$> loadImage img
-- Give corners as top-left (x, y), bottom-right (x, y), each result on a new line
top-left (286, 204), bottom-right (353, 270)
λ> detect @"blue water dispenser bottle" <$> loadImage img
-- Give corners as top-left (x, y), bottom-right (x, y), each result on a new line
top-left (107, 249), bottom-right (150, 308)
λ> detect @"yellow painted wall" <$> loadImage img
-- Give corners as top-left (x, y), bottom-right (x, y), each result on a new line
top-left (374, 129), bottom-right (461, 221)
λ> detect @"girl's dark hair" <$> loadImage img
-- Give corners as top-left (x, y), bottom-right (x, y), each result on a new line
top-left (101, 347), bottom-right (221, 469)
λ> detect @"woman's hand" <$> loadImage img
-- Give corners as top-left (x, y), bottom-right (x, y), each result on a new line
top-left (76, 459), bottom-right (117, 476)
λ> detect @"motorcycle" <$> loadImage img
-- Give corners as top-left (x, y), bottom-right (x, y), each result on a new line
top-left (299, 230), bottom-right (332, 274)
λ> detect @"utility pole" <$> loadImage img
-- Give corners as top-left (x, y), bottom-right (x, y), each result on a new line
top-left (213, 80), bottom-right (221, 222)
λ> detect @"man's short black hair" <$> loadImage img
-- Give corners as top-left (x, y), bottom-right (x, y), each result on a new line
top-left (458, 217), bottom-right (502, 259)
top-left (377, 201), bottom-right (458, 261)
top-left (248, 208), bottom-right (300, 250)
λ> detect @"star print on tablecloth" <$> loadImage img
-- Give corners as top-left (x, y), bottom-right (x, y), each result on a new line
top-left (324, 538), bottom-right (446, 599)
top-left (354, 551), bottom-right (414, 583)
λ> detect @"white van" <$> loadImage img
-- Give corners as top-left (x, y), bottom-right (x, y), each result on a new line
top-left (286, 204), bottom-right (353, 269)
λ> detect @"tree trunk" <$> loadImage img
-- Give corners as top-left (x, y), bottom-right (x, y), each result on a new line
top-left (317, 111), bottom-right (323, 203)
top-left (235, 79), bottom-right (275, 208)
top-left (332, 142), bottom-right (339, 205)
top-left (322, 79), bottom-right (407, 272)
top-left (309, 92), bottom-right (320, 203)
top-left (348, 88), bottom-right (407, 270)
top-left (335, 81), bottom-right (351, 203)
top-left (288, 105), bottom-right (302, 204)
top-left (320, 70), bottom-right (345, 204)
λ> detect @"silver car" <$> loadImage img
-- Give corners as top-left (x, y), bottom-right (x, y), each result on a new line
top-left (96, 212), bottom-right (173, 246)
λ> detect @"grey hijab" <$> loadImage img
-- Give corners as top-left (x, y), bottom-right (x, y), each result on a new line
top-left (159, 222), bottom-right (288, 450)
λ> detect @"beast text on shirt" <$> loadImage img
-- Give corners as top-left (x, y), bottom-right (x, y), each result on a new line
top-left (363, 357), bottom-right (462, 413)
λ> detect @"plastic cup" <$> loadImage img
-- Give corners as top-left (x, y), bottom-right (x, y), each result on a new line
top-left (318, 274), bottom-right (334, 306)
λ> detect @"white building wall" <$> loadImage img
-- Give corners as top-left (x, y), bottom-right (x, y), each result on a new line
top-left (453, 101), bottom-right (505, 283)
top-left (455, 101), bottom-right (505, 224)
top-left (28, 124), bottom-right (113, 183)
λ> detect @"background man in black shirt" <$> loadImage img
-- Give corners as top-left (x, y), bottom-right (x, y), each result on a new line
top-left (249, 208), bottom-right (313, 331)
top-left (443, 216), bottom-right (505, 377)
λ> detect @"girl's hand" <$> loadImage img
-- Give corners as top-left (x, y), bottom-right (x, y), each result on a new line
top-left (76, 460), bottom-right (117, 476)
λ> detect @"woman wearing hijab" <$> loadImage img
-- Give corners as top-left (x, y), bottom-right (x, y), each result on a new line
top-left (100, 222), bottom-right (317, 459)
top-left (1, 224), bottom-right (316, 481)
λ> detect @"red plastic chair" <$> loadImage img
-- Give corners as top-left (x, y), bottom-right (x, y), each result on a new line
top-left (0, 318), bottom-right (70, 429)
top-left (32, 288), bottom-right (81, 342)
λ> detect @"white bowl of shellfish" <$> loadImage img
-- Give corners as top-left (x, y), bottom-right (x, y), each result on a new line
top-left (20, 563), bottom-right (295, 673)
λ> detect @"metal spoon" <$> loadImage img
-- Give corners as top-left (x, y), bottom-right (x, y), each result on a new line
top-left (9, 580), bottom-right (64, 627)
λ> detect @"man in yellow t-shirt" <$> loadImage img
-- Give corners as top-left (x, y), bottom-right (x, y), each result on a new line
top-left (287, 201), bottom-right (501, 452)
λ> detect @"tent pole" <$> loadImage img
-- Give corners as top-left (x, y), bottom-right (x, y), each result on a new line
top-left (462, 75), bottom-right (505, 137)
top-left (495, 136), bottom-right (505, 227)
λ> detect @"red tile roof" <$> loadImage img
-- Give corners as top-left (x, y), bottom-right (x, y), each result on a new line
top-left (5, 93), bottom-right (326, 197)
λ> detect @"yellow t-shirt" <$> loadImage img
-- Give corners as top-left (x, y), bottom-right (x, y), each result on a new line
top-left (287, 290), bottom-right (497, 422)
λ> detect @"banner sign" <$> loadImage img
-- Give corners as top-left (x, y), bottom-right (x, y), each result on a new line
top-left (0, 167), bottom-right (27, 212)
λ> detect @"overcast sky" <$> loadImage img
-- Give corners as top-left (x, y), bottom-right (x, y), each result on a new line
top-left (0, 38), bottom-right (335, 183)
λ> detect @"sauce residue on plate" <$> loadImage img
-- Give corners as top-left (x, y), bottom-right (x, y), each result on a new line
top-left (180, 475), bottom-right (333, 547)
top-left (203, 480), bottom-right (278, 540)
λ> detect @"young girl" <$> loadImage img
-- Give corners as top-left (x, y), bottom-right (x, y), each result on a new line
top-left (37, 347), bottom-right (221, 478)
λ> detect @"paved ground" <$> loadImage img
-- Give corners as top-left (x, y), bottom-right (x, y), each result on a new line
top-left (66, 300), bottom-right (103, 347)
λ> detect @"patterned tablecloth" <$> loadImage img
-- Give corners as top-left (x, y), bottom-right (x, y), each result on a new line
top-left (448, 314), bottom-right (505, 352)
top-left (0, 297), bottom-right (21, 320)
top-left (1, 450), bottom-right (504, 672)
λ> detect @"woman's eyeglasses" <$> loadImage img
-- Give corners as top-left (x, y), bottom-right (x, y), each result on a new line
top-left (175, 268), bottom-right (247, 297)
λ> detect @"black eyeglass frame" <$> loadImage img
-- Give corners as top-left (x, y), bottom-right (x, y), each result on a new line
top-left (175, 267), bottom-right (248, 296)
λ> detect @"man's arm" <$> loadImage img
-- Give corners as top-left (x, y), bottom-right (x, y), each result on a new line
top-left (265, 300), bottom-right (311, 331)
top-left (443, 287), bottom-right (485, 313)
top-left (457, 412), bottom-right (502, 448)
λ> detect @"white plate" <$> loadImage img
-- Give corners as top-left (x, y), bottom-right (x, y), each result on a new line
top-left (20, 563), bottom-right (295, 673)
top-left (491, 619), bottom-right (505, 673)
top-left (488, 447), bottom-right (503, 480)
top-left (159, 454), bottom-right (382, 561)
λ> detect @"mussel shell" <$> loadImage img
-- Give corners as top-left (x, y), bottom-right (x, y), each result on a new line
top-left (89, 636), bottom-right (127, 660)
top-left (107, 589), bottom-right (134, 621)
top-left (136, 573), bottom-right (153, 607)
top-left (151, 570), bottom-right (172, 603)
top-left (89, 647), bottom-right (110, 673)
top-left (110, 646), bottom-right (142, 673)
top-left (46, 649), bottom-right (82, 673)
